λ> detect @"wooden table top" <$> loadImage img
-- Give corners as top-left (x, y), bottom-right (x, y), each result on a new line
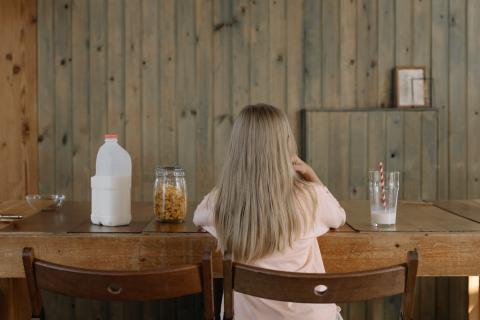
top-left (0, 199), bottom-right (479, 278)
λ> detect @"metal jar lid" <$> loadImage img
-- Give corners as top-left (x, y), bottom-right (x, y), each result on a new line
top-left (155, 166), bottom-right (185, 177)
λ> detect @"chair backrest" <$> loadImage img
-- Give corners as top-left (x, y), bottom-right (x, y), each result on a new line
top-left (22, 247), bottom-right (214, 320)
top-left (223, 250), bottom-right (418, 320)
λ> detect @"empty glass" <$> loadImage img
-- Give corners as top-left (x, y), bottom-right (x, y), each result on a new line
top-left (368, 171), bottom-right (400, 227)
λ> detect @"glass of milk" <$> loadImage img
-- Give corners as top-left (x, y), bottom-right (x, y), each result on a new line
top-left (368, 171), bottom-right (400, 227)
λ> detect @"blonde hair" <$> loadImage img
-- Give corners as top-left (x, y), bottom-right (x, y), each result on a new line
top-left (214, 104), bottom-right (317, 263)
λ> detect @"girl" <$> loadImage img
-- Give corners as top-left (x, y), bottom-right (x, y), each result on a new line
top-left (194, 104), bottom-right (345, 320)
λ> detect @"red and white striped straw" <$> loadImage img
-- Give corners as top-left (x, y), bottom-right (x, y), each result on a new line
top-left (379, 162), bottom-right (387, 208)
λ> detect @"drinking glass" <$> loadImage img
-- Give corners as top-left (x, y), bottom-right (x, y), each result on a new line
top-left (368, 171), bottom-right (400, 227)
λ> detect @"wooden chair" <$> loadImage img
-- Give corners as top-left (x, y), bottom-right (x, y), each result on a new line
top-left (22, 247), bottom-right (214, 320)
top-left (223, 250), bottom-right (418, 320)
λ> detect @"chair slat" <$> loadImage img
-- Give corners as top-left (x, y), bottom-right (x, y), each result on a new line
top-left (233, 264), bottom-right (407, 303)
top-left (223, 250), bottom-right (418, 320)
top-left (23, 247), bottom-right (215, 319)
top-left (34, 261), bottom-right (203, 301)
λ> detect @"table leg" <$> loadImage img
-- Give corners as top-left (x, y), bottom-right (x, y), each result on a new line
top-left (0, 278), bottom-right (30, 320)
top-left (469, 276), bottom-right (479, 320)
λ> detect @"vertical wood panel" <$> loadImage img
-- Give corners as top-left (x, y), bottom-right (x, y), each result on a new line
top-left (366, 298), bottom-right (384, 320)
top-left (268, 0), bottom-right (286, 112)
top-left (450, 277), bottom-right (468, 320)
top-left (249, 0), bottom-right (269, 103)
top-left (395, 0), bottom-right (413, 65)
top-left (195, 0), bottom-right (214, 199)
top-left (349, 112), bottom-right (367, 199)
top-left (54, 0), bottom-right (73, 198)
top-left (339, 0), bottom-right (356, 108)
top-left (377, 0), bottom-right (394, 108)
top-left (38, 0), bottom-right (56, 195)
top-left (322, 0), bottom-right (339, 108)
top-left (141, 0), bottom-right (159, 201)
top-left (303, 0), bottom-right (321, 108)
top-left (158, 0), bottom-right (177, 169)
top-left (467, 0), bottom-right (480, 199)
top-left (419, 276), bottom-right (436, 320)
top-left (89, 0), bottom-right (107, 174)
top-left (231, 0), bottom-right (250, 116)
top-left (449, 0), bottom-right (468, 199)
top-left (386, 112), bottom-right (404, 197)
top-left (356, 0), bottom-right (377, 107)
top-left (403, 113), bottom-right (421, 199)
top-left (72, 0), bottom-right (90, 201)
top-left (286, 0), bottom-right (303, 144)
top-left (176, 0), bottom-right (197, 201)
top-left (432, 0), bottom-right (449, 200)
top-left (124, 0), bottom-right (142, 201)
top-left (367, 112), bottom-right (386, 171)
top-left (213, 0), bottom-right (232, 180)
top-left (0, 0), bottom-right (37, 200)
top-left (305, 112), bottom-right (329, 185)
top-left (422, 111), bottom-right (438, 200)
top-left (107, 0), bottom-right (125, 143)
top-left (328, 113), bottom-right (349, 200)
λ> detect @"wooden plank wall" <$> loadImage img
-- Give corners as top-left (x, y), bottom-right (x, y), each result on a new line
top-left (0, 1), bottom-right (37, 320)
top-left (35, 0), bottom-right (480, 319)
top-left (0, 0), bottom-right (38, 202)
top-left (305, 108), bottom-right (444, 319)
top-left (304, 108), bottom-right (438, 201)
top-left (36, 0), bottom-right (480, 205)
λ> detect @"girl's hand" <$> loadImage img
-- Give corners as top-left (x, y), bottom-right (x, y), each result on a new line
top-left (292, 155), bottom-right (322, 184)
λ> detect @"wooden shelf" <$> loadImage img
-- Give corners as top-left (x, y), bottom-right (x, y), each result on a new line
top-left (303, 107), bottom-right (438, 113)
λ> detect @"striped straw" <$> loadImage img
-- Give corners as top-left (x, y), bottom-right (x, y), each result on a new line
top-left (379, 162), bottom-right (387, 208)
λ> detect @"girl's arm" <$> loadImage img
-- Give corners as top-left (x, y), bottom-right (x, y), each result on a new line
top-left (292, 155), bottom-right (321, 184)
top-left (293, 156), bottom-right (346, 231)
top-left (193, 192), bottom-right (217, 237)
top-left (315, 184), bottom-right (346, 229)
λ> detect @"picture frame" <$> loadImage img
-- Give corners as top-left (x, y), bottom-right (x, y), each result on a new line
top-left (394, 66), bottom-right (429, 108)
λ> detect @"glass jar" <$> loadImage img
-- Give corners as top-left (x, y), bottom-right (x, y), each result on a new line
top-left (153, 166), bottom-right (187, 223)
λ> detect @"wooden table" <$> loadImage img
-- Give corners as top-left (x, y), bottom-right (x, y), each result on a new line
top-left (1, 199), bottom-right (480, 319)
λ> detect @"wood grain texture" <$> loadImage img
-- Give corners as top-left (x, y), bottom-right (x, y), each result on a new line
top-left (36, 0), bottom-right (480, 206)
top-left (54, 0), bottom-right (73, 199)
top-left (467, 0), bottom-right (480, 199)
top-left (0, 0), bottom-right (38, 201)
top-left (124, 0), bottom-right (142, 201)
top-left (38, 0), bottom-right (56, 195)
top-left (303, 0), bottom-right (321, 108)
top-left (195, 0), bottom-right (214, 200)
top-left (356, 0), bottom-right (377, 107)
top-left (141, 0), bottom-right (159, 201)
top-left (89, 0), bottom-right (108, 176)
top-left (268, 0), bottom-right (286, 112)
top-left (449, 0), bottom-right (468, 199)
top-left (305, 109), bottom-right (438, 202)
top-left (32, 0), bottom-right (480, 318)
top-left (322, 0), bottom-right (340, 109)
top-left (72, 0), bottom-right (91, 201)
top-left (0, 222), bottom-right (477, 279)
top-left (213, 0), bottom-right (232, 182)
top-left (432, 0), bottom-right (449, 200)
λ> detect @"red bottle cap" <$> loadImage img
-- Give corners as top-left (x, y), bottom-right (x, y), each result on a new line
top-left (104, 134), bottom-right (118, 139)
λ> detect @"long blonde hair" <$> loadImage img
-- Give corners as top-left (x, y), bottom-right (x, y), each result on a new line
top-left (214, 104), bottom-right (316, 263)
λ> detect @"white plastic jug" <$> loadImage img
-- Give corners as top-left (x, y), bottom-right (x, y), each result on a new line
top-left (91, 134), bottom-right (132, 226)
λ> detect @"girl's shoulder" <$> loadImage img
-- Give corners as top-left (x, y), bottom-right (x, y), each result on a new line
top-left (197, 189), bottom-right (218, 210)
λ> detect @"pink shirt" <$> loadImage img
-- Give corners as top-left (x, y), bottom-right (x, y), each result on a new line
top-left (193, 183), bottom-right (346, 320)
